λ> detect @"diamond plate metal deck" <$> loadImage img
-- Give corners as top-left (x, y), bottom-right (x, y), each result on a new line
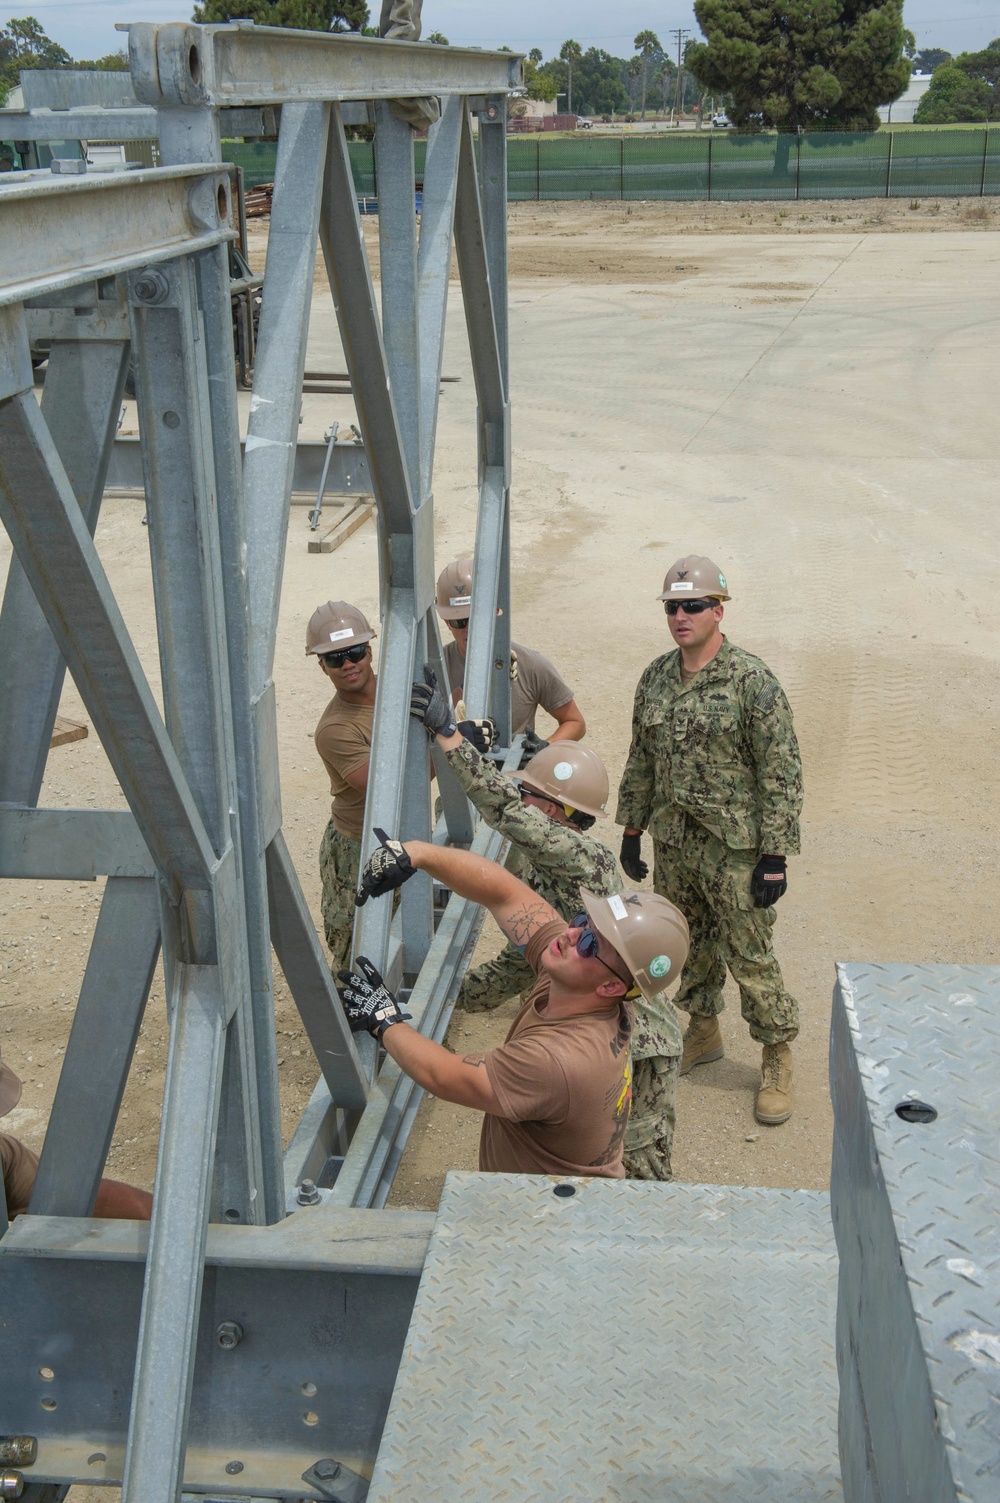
top-left (831, 964), bottom-right (1000, 1503)
top-left (369, 1175), bottom-right (841, 1502)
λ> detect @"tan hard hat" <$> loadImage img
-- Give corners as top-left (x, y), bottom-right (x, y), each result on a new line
top-left (0, 1045), bottom-right (22, 1118)
top-left (513, 743), bottom-right (609, 820)
top-left (435, 558), bottom-right (474, 621)
top-left (581, 889), bottom-right (690, 1003)
top-left (305, 601), bottom-right (376, 656)
top-left (657, 555), bottom-right (731, 603)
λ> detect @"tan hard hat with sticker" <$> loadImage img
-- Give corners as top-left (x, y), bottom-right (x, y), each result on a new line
top-left (435, 558), bottom-right (474, 621)
top-left (305, 601), bottom-right (376, 655)
top-left (581, 889), bottom-right (690, 1003)
top-left (657, 555), bottom-right (731, 603)
top-left (512, 742), bottom-right (609, 820)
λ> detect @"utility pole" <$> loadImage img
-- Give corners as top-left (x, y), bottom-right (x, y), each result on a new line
top-left (670, 27), bottom-right (690, 128)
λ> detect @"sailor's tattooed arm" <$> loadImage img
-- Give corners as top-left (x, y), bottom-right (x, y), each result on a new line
top-left (500, 898), bottom-right (559, 948)
top-left (399, 841), bottom-right (559, 945)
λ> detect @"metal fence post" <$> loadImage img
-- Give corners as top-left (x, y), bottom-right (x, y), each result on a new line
top-left (536, 136), bottom-right (541, 202)
top-left (620, 135), bottom-right (625, 201)
top-left (981, 128), bottom-right (989, 196)
top-left (795, 133), bottom-right (802, 200)
top-left (707, 133), bottom-right (712, 201)
top-left (886, 129), bottom-right (894, 198)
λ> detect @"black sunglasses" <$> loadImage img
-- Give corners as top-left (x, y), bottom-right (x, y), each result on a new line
top-left (450, 617), bottom-right (470, 630)
top-left (570, 913), bottom-right (629, 987)
top-left (321, 643), bottom-right (368, 668)
top-left (665, 598), bottom-right (717, 616)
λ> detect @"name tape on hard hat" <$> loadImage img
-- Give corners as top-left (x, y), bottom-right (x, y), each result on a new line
top-left (553, 761), bottom-right (573, 781)
top-left (449, 595), bottom-right (472, 607)
top-left (669, 581), bottom-right (694, 592)
top-left (329, 628), bottom-right (355, 642)
top-left (608, 894), bottom-right (628, 921)
top-left (649, 954), bottom-right (672, 978)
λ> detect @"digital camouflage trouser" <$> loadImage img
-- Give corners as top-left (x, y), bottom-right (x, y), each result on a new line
top-left (319, 821), bottom-right (361, 977)
top-left (653, 825), bottom-right (799, 1046)
top-left (455, 941), bottom-right (534, 1013)
top-left (624, 1054), bottom-right (679, 1182)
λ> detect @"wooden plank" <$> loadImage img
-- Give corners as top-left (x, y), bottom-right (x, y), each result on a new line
top-left (308, 499), bottom-right (374, 554)
top-left (50, 715), bottom-right (88, 747)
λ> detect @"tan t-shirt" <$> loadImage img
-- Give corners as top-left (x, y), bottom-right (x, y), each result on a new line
top-left (1, 1132), bottom-right (38, 1218)
top-left (443, 639), bottom-right (573, 735)
top-left (314, 695), bottom-right (374, 839)
top-left (479, 920), bottom-right (633, 1179)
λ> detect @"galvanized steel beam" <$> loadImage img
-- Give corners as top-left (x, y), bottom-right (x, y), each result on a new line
top-left (107, 432), bottom-right (372, 498)
top-left (28, 878), bottom-right (160, 1217)
top-left (0, 104), bottom-right (281, 140)
top-left (0, 165), bottom-right (235, 306)
top-left (127, 21), bottom-right (522, 107)
top-left (0, 290), bottom-right (129, 806)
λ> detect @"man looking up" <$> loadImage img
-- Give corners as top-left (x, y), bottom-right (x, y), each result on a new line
top-left (343, 834), bottom-right (689, 1180)
top-left (411, 667), bottom-right (685, 1180)
top-left (308, 601), bottom-right (378, 975)
top-left (435, 558), bottom-right (586, 741)
top-left (616, 556), bottom-right (803, 1126)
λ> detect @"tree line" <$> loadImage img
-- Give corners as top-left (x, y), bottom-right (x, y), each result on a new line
top-left (4, 5), bottom-right (993, 130)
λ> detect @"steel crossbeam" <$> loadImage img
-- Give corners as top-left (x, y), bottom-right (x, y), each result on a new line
top-left (0, 24), bottom-right (517, 1501)
top-left (0, 165), bottom-right (235, 306)
top-left (126, 21), bottom-right (521, 106)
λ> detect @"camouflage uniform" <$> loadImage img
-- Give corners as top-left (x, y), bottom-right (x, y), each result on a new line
top-left (319, 822), bottom-right (361, 977)
top-left (446, 738), bottom-right (682, 1179)
top-left (616, 638), bottom-right (802, 1046)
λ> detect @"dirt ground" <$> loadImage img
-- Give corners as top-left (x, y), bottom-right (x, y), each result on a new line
top-left (2, 197), bottom-right (998, 1222)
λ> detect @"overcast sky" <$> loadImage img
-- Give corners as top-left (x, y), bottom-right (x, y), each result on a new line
top-left (8, 0), bottom-right (1000, 68)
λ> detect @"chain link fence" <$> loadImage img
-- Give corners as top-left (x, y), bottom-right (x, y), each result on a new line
top-left (222, 129), bottom-right (1000, 202)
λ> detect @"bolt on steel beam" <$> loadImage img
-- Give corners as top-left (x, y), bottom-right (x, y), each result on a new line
top-left (0, 166), bottom-right (235, 306)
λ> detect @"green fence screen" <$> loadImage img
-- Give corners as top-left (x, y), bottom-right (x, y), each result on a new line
top-left (223, 128), bottom-right (1000, 203)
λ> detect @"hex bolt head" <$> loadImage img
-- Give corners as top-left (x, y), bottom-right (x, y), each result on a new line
top-left (297, 1178), bottom-right (321, 1206)
top-left (312, 1461), bottom-right (341, 1481)
top-left (133, 268), bottom-right (170, 306)
top-left (215, 1321), bottom-right (244, 1350)
top-left (225, 1461), bottom-right (244, 1475)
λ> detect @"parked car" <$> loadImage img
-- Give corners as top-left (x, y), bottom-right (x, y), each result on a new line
top-left (712, 112), bottom-right (731, 129)
top-left (578, 117), bottom-right (593, 129)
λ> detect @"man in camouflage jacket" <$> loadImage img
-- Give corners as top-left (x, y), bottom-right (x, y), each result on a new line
top-left (411, 670), bottom-right (684, 1179)
top-left (616, 556), bottom-right (803, 1127)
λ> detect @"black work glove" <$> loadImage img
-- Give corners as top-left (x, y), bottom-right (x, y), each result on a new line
top-left (517, 728), bottom-right (549, 770)
top-left (336, 956), bottom-right (412, 1040)
top-left (751, 855), bottom-right (787, 908)
top-left (620, 832), bottom-right (648, 883)
top-left (410, 665), bottom-right (457, 739)
top-left (457, 717), bottom-right (499, 754)
top-left (355, 828), bottom-right (417, 907)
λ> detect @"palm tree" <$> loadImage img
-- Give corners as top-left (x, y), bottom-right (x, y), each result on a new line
top-left (560, 38), bottom-right (583, 116)
top-left (627, 55), bottom-right (642, 115)
top-left (633, 29), bottom-right (661, 120)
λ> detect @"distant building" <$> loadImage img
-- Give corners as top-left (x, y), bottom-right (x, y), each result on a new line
top-left (878, 74), bottom-right (933, 124)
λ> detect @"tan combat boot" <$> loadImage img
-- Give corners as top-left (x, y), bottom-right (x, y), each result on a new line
top-left (680, 1014), bottom-right (724, 1075)
top-left (756, 1043), bottom-right (794, 1125)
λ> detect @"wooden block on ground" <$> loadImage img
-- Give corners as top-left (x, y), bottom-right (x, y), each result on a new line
top-left (50, 716), bottom-right (88, 747)
top-left (308, 499), bottom-right (374, 554)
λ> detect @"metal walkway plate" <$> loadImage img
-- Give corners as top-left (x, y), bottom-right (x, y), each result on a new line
top-left (369, 1175), bottom-right (842, 1502)
top-left (832, 963), bottom-right (1000, 1503)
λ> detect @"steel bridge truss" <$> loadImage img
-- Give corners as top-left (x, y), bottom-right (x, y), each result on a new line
top-left (0, 24), bottom-right (521, 1503)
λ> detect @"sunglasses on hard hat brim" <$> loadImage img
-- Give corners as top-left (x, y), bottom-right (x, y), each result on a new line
top-left (321, 643), bottom-right (369, 669)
